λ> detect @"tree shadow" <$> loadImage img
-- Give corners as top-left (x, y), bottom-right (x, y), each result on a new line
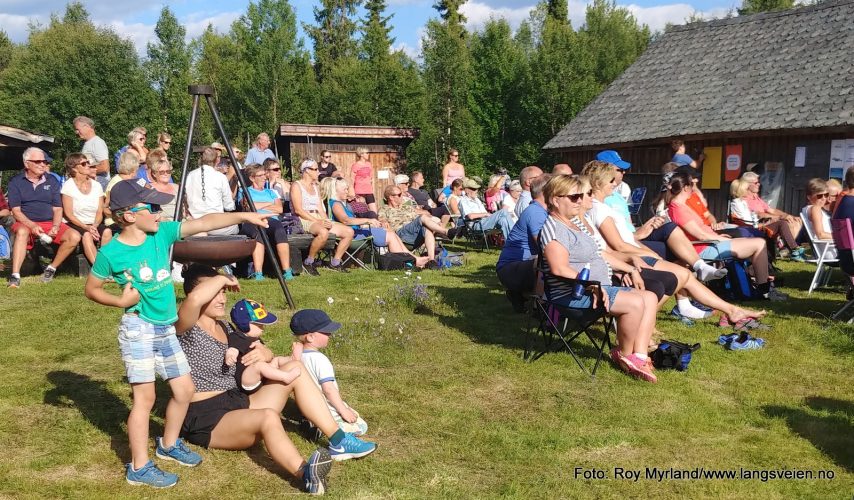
top-left (762, 396), bottom-right (853, 473)
top-left (43, 371), bottom-right (135, 463)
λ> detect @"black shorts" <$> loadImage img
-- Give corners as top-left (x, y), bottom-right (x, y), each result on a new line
top-left (181, 389), bottom-right (250, 448)
top-left (359, 193), bottom-right (376, 205)
top-left (68, 222), bottom-right (106, 237)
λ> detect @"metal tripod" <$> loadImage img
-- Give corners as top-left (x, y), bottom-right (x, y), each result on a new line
top-left (173, 84), bottom-right (295, 309)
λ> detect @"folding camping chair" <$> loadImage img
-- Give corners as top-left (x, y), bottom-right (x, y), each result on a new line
top-left (524, 264), bottom-right (615, 378)
top-left (458, 202), bottom-right (502, 251)
top-left (830, 218), bottom-right (854, 323)
top-left (627, 186), bottom-right (647, 225)
top-left (800, 206), bottom-right (838, 294)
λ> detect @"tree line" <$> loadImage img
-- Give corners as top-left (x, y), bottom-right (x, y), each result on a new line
top-left (0, 0), bottom-right (650, 183)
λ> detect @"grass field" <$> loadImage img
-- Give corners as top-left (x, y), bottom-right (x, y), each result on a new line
top-left (0, 251), bottom-right (852, 499)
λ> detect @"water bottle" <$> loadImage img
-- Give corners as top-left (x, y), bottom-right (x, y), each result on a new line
top-left (571, 263), bottom-right (590, 299)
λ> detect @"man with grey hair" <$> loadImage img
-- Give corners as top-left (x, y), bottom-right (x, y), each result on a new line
top-left (514, 165), bottom-right (543, 218)
top-left (184, 147), bottom-right (238, 235)
top-left (73, 116), bottom-right (110, 189)
top-left (245, 132), bottom-right (275, 166)
top-left (6, 147), bottom-right (82, 287)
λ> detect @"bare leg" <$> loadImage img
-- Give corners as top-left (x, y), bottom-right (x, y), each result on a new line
top-left (50, 229), bottom-right (81, 268)
top-left (307, 224), bottom-right (329, 259)
top-left (329, 224), bottom-right (354, 261)
top-left (209, 408), bottom-right (306, 477)
top-left (732, 238), bottom-right (770, 284)
top-left (386, 231), bottom-right (430, 267)
top-left (609, 290), bottom-right (651, 356)
top-left (367, 202), bottom-right (378, 213)
top-left (252, 242), bottom-right (264, 272)
top-left (241, 360), bottom-right (301, 388)
top-left (276, 242), bottom-right (291, 269)
top-left (419, 214), bottom-right (449, 236)
top-left (422, 229), bottom-right (437, 260)
top-left (11, 226), bottom-right (31, 274)
top-left (128, 382), bottom-right (155, 469)
top-left (162, 374), bottom-right (195, 447)
top-left (101, 227), bottom-right (113, 246)
top-left (81, 232), bottom-right (98, 264)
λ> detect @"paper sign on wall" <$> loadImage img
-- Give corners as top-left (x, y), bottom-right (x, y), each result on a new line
top-left (701, 146), bottom-right (722, 190)
top-left (377, 169), bottom-right (390, 180)
top-left (830, 140), bottom-right (846, 178)
top-left (794, 147), bottom-right (806, 168)
top-left (724, 145), bottom-right (742, 182)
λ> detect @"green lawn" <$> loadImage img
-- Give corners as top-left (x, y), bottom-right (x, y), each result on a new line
top-left (0, 252), bottom-right (852, 498)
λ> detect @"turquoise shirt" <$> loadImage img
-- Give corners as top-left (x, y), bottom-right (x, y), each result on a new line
top-left (91, 221), bottom-right (182, 325)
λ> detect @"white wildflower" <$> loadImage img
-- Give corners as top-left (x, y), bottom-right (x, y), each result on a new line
top-left (379, 317), bottom-right (386, 325)
top-left (327, 297), bottom-right (334, 305)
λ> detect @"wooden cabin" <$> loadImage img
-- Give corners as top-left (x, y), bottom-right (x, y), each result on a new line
top-left (543, 0), bottom-right (854, 221)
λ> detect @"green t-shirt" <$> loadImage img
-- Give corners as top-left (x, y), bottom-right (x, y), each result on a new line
top-left (91, 221), bottom-right (182, 325)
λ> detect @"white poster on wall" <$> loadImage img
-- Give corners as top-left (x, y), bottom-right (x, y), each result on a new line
top-left (830, 140), bottom-right (846, 178)
top-left (794, 147), bottom-right (806, 168)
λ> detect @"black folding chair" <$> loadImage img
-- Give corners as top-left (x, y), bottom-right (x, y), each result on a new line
top-left (525, 273), bottom-right (615, 378)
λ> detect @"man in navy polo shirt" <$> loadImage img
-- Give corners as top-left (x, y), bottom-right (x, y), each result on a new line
top-left (7, 147), bottom-right (81, 287)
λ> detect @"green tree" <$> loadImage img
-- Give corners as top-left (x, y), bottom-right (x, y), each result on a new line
top-left (0, 3), bottom-right (158, 160)
top-left (0, 31), bottom-right (15, 73)
top-left (580, 0), bottom-right (650, 86)
top-left (470, 19), bottom-right (528, 172)
top-left (419, 11), bottom-right (484, 182)
top-left (304, 0), bottom-right (362, 82)
top-left (738, 0), bottom-right (795, 15)
top-left (145, 7), bottom-right (191, 161)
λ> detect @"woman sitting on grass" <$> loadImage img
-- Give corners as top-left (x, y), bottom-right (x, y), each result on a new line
top-left (321, 177), bottom-right (431, 268)
top-left (175, 265), bottom-right (377, 494)
top-left (540, 174), bottom-right (658, 383)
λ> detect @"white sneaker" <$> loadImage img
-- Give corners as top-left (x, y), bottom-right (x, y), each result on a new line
top-left (171, 262), bottom-right (184, 283)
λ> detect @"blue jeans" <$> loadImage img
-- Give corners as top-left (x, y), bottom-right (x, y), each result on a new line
top-left (470, 210), bottom-right (513, 238)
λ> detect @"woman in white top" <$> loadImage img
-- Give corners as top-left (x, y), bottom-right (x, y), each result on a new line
top-left (446, 179), bottom-right (464, 217)
top-left (263, 158), bottom-right (290, 206)
top-left (502, 180), bottom-right (523, 224)
top-left (729, 178), bottom-right (801, 255)
top-left (61, 153), bottom-right (104, 264)
top-left (583, 162), bottom-right (766, 322)
top-left (290, 159), bottom-right (354, 275)
top-left (802, 178), bottom-right (838, 259)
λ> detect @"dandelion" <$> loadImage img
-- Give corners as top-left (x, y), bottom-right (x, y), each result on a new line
top-left (379, 317), bottom-right (386, 325)
top-left (327, 297), bottom-right (334, 305)
top-left (354, 297), bottom-right (359, 301)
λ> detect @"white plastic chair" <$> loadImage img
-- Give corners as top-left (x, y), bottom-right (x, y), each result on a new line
top-left (800, 205), bottom-right (838, 294)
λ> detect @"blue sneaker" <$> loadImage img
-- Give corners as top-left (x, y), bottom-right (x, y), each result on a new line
top-left (302, 448), bottom-right (333, 495)
top-left (283, 268), bottom-right (294, 281)
top-left (669, 306), bottom-right (695, 326)
top-left (125, 460), bottom-right (178, 488)
top-left (328, 433), bottom-right (377, 461)
top-left (155, 437), bottom-right (203, 467)
top-left (253, 271), bottom-right (264, 281)
top-left (689, 299), bottom-right (713, 314)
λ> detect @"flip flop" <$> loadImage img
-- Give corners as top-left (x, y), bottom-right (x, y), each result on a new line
top-left (734, 318), bottom-right (771, 331)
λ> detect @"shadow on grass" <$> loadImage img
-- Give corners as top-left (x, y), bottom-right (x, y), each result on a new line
top-left (762, 396), bottom-right (854, 473)
top-left (44, 371), bottom-right (134, 463)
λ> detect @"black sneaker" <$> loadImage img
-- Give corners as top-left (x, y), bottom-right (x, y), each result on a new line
top-left (303, 261), bottom-right (320, 276)
top-left (42, 267), bottom-right (56, 283)
top-left (328, 262), bottom-right (349, 273)
top-left (7, 275), bottom-right (21, 288)
top-left (447, 226), bottom-right (467, 239)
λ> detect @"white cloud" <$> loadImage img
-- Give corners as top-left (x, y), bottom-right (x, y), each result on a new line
top-left (624, 3), bottom-right (732, 32)
top-left (182, 11), bottom-right (243, 40)
top-left (0, 13), bottom-right (46, 42)
top-left (391, 41), bottom-right (419, 60)
top-left (461, 1), bottom-right (534, 31)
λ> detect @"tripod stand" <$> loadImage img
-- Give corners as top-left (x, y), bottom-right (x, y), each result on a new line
top-left (173, 84), bottom-right (295, 309)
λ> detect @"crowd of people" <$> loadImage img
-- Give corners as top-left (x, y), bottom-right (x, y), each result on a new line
top-left (4, 125), bottom-right (853, 492)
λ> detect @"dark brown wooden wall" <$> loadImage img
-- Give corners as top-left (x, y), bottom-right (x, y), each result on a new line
top-left (555, 131), bottom-right (853, 222)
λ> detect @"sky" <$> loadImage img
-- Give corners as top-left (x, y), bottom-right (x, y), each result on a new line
top-left (0, 0), bottom-right (740, 59)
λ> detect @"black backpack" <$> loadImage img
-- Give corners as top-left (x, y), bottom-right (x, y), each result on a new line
top-left (651, 340), bottom-right (700, 371)
top-left (376, 252), bottom-right (415, 271)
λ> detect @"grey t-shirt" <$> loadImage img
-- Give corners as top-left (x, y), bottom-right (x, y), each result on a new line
top-left (539, 215), bottom-right (610, 301)
top-left (82, 135), bottom-right (110, 183)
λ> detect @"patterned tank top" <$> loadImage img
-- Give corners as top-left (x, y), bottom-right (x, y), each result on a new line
top-left (178, 321), bottom-right (237, 393)
top-left (297, 180), bottom-right (321, 212)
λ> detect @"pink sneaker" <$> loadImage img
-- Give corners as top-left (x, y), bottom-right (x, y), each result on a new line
top-left (626, 354), bottom-right (658, 383)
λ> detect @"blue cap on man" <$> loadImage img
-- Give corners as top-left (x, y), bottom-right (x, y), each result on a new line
top-left (596, 150), bottom-right (631, 170)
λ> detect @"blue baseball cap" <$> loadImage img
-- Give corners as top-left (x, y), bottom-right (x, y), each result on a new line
top-left (231, 299), bottom-right (278, 333)
top-left (109, 178), bottom-right (174, 211)
top-left (596, 150), bottom-right (631, 170)
top-left (290, 309), bottom-right (341, 335)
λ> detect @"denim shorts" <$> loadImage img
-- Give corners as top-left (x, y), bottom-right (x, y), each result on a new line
top-left (698, 240), bottom-right (734, 260)
top-left (396, 218), bottom-right (425, 245)
top-left (117, 314), bottom-right (190, 383)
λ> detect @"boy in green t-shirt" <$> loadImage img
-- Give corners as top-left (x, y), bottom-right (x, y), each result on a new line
top-left (85, 179), bottom-right (271, 488)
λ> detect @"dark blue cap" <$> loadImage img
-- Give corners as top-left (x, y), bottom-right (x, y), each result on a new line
top-left (109, 178), bottom-right (174, 211)
top-left (230, 299), bottom-right (278, 333)
top-left (290, 309), bottom-right (341, 335)
top-left (595, 150), bottom-right (631, 170)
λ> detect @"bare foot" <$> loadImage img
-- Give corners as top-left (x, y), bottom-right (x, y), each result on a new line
top-left (274, 367), bottom-right (301, 385)
top-left (728, 307), bottom-right (767, 323)
top-left (415, 256), bottom-right (431, 268)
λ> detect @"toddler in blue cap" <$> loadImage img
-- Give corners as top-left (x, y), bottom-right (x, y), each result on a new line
top-left (227, 299), bottom-right (301, 392)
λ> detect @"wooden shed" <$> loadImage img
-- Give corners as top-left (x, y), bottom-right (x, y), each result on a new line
top-left (275, 124), bottom-right (419, 203)
top-left (0, 124), bottom-right (54, 172)
top-left (543, 0), bottom-right (854, 220)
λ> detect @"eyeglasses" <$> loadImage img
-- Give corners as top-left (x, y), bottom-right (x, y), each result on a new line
top-left (450, 154), bottom-right (459, 157)
top-left (815, 193), bottom-right (829, 199)
top-left (252, 173), bottom-right (267, 178)
top-left (563, 190), bottom-right (592, 203)
top-left (126, 204), bottom-right (162, 214)
top-left (27, 159), bottom-right (48, 165)
top-left (153, 170), bottom-right (171, 175)
top-left (267, 168), bottom-right (281, 172)
top-left (610, 177), bottom-right (616, 184)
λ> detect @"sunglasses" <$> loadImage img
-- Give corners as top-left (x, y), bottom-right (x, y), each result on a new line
top-left (389, 193), bottom-right (402, 197)
top-left (815, 193), bottom-right (829, 199)
top-left (28, 159), bottom-right (49, 165)
top-left (153, 170), bottom-right (171, 175)
top-left (77, 161), bottom-right (91, 167)
top-left (161, 140), bottom-right (171, 145)
top-left (304, 167), bottom-right (319, 172)
top-left (267, 167), bottom-right (281, 172)
top-left (563, 190), bottom-right (592, 203)
top-left (125, 204), bottom-right (162, 215)
top-left (323, 155), bottom-right (332, 159)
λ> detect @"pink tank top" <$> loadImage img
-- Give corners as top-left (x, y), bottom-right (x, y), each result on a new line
top-left (352, 162), bottom-right (373, 195)
top-left (445, 164), bottom-right (464, 186)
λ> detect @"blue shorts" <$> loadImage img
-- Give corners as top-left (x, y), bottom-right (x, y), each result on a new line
top-left (698, 240), bottom-right (734, 260)
top-left (549, 285), bottom-right (632, 309)
top-left (117, 314), bottom-right (190, 384)
top-left (397, 218), bottom-right (425, 246)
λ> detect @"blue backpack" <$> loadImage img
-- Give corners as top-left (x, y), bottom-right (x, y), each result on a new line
top-left (723, 259), bottom-right (762, 300)
top-left (0, 227), bottom-right (10, 259)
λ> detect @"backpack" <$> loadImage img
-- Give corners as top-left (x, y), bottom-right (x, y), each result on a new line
top-left (376, 252), bottom-right (415, 271)
top-left (722, 259), bottom-right (762, 300)
top-left (651, 340), bottom-right (701, 371)
top-left (279, 213), bottom-right (304, 235)
top-left (0, 227), bottom-right (9, 259)
top-left (435, 248), bottom-right (465, 269)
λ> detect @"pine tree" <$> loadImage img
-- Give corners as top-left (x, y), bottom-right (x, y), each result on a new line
top-left (305, 0), bottom-right (362, 82)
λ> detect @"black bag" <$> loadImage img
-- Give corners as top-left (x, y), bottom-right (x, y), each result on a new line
top-left (651, 339), bottom-right (700, 371)
top-left (280, 213), bottom-right (304, 235)
top-left (376, 252), bottom-right (415, 271)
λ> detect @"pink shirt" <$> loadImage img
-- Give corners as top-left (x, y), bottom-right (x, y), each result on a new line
top-left (745, 193), bottom-right (771, 214)
top-left (444, 165), bottom-right (464, 186)
top-left (668, 201), bottom-right (710, 253)
top-left (351, 162), bottom-right (373, 195)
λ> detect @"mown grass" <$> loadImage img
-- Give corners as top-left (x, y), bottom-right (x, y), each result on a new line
top-left (0, 251), bottom-right (852, 499)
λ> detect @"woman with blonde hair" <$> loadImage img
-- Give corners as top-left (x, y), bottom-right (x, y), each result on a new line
top-left (730, 176), bottom-right (803, 260)
top-left (541, 174), bottom-right (659, 382)
top-left (802, 178), bottom-right (836, 248)
top-left (348, 147), bottom-right (376, 213)
top-left (291, 158), bottom-right (355, 275)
